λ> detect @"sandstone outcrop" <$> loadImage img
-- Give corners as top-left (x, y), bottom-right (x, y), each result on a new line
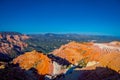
top-left (13, 50), bottom-right (53, 75)
top-left (52, 41), bottom-right (120, 65)
top-left (0, 33), bottom-right (29, 59)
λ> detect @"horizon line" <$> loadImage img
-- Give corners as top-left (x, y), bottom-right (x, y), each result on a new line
top-left (0, 31), bottom-right (119, 37)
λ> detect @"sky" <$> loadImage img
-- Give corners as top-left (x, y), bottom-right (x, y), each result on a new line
top-left (0, 0), bottom-right (120, 36)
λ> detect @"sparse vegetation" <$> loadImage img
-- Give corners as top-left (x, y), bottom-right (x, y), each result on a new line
top-left (77, 59), bottom-right (87, 67)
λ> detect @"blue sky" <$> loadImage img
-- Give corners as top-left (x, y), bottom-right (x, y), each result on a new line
top-left (0, 0), bottom-right (120, 36)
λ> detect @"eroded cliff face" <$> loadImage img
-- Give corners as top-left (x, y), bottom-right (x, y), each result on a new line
top-left (0, 33), bottom-right (29, 59)
top-left (52, 41), bottom-right (120, 80)
top-left (13, 50), bottom-right (53, 75)
top-left (99, 53), bottom-right (120, 73)
top-left (52, 42), bottom-right (93, 64)
top-left (52, 41), bottom-right (120, 65)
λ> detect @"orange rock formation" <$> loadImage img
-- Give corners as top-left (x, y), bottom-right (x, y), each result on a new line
top-left (13, 50), bottom-right (53, 75)
top-left (52, 41), bottom-right (120, 64)
top-left (53, 42), bottom-right (93, 64)
top-left (0, 34), bottom-right (29, 55)
top-left (99, 52), bottom-right (120, 73)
